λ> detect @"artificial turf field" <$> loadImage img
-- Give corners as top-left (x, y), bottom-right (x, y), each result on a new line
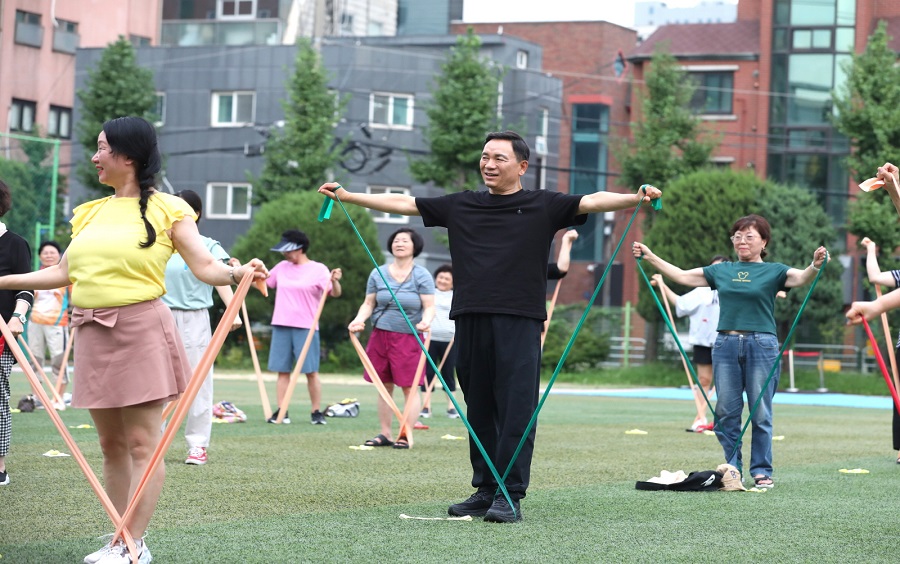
top-left (1, 372), bottom-right (898, 563)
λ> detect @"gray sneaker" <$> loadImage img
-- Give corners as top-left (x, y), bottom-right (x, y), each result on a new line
top-left (447, 408), bottom-right (460, 419)
top-left (311, 411), bottom-right (327, 425)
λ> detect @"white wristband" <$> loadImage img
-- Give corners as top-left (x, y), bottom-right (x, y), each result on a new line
top-left (229, 266), bottom-right (238, 284)
top-left (810, 261), bottom-right (820, 271)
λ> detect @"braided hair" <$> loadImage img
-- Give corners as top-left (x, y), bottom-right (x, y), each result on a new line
top-left (102, 117), bottom-right (162, 248)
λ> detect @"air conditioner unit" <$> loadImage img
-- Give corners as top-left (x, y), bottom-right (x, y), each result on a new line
top-left (534, 135), bottom-right (548, 156)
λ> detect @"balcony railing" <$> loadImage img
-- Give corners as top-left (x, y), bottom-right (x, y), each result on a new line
top-left (161, 19), bottom-right (282, 47)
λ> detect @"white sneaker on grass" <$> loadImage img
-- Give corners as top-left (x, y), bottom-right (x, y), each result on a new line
top-left (86, 538), bottom-right (151, 564)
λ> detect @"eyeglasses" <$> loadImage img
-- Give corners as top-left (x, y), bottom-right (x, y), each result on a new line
top-left (730, 234), bottom-right (758, 243)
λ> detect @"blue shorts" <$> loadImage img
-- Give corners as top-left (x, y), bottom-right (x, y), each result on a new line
top-left (267, 326), bottom-right (320, 373)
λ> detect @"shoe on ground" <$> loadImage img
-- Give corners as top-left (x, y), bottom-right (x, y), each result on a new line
top-left (310, 410), bottom-right (327, 425)
top-left (447, 408), bottom-right (459, 419)
top-left (419, 407), bottom-right (431, 418)
top-left (0, 469), bottom-right (8, 485)
top-left (696, 422), bottom-right (715, 432)
top-left (448, 490), bottom-right (495, 517)
top-left (87, 538), bottom-right (152, 564)
top-left (414, 420), bottom-right (429, 430)
top-left (690, 418), bottom-right (708, 432)
top-left (484, 496), bottom-right (522, 523)
top-left (267, 409), bottom-right (290, 424)
top-left (753, 475), bottom-right (774, 489)
top-left (185, 446), bottom-right (207, 465)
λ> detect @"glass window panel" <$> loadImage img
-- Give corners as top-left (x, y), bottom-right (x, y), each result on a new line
top-left (217, 95), bottom-right (233, 123)
top-left (22, 104), bottom-right (34, 132)
top-left (773, 28), bottom-right (788, 51)
top-left (232, 185), bottom-right (249, 214)
top-left (236, 93), bottom-right (253, 123)
top-left (48, 109), bottom-right (59, 136)
top-left (9, 103), bottom-right (21, 130)
top-left (59, 110), bottom-right (70, 138)
top-left (774, 0), bottom-right (790, 25)
top-left (790, 0), bottom-right (835, 26)
top-left (787, 54), bottom-right (833, 125)
top-left (836, 0), bottom-right (855, 25)
top-left (835, 28), bottom-right (854, 52)
top-left (812, 29), bottom-right (831, 49)
top-left (392, 97), bottom-right (409, 125)
top-left (210, 185), bottom-right (229, 215)
top-left (222, 1), bottom-right (236, 16)
top-left (792, 29), bottom-right (811, 49)
top-left (574, 104), bottom-right (603, 132)
top-left (372, 95), bottom-right (389, 124)
top-left (238, 0), bottom-right (254, 15)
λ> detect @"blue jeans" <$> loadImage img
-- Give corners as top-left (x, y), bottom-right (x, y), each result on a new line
top-left (712, 332), bottom-right (781, 478)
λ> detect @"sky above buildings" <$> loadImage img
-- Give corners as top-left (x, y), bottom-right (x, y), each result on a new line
top-left (463, 0), bottom-right (719, 29)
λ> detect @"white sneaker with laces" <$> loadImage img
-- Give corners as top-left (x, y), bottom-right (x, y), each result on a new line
top-left (94, 539), bottom-right (152, 564)
top-left (87, 538), bottom-right (151, 564)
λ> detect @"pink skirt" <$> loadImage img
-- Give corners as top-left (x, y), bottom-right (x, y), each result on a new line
top-left (71, 299), bottom-right (191, 409)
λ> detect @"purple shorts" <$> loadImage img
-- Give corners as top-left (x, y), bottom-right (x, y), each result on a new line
top-left (363, 328), bottom-right (425, 388)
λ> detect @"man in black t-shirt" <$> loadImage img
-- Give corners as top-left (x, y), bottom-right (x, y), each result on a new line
top-left (319, 131), bottom-right (660, 522)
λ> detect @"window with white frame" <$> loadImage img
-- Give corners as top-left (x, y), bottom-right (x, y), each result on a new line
top-left (211, 91), bottom-right (255, 126)
top-left (217, 0), bottom-right (256, 18)
top-left (367, 186), bottom-right (410, 223)
top-left (153, 93), bottom-right (166, 126)
top-left (207, 182), bottom-right (252, 219)
top-left (48, 105), bottom-right (72, 138)
top-left (9, 98), bottom-right (36, 132)
top-left (516, 50), bottom-right (528, 69)
top-left (369, 93), bottom-right (414, 129)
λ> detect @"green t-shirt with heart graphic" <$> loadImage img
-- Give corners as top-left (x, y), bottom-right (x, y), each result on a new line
top-left (702, 261), bottom-right (790, 335)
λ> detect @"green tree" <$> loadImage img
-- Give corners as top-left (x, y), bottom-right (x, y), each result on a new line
top-left (75, 36), bottom-right (157, 198)
top-left (230, 190), bottom-right (381, 347)
top-left (640, 170), bottom-right (844, 358)
top-left (0, 137), bottom-right (67, 248)
top-left (254, 38), bottom-right (345, 205)
top-left (831, 21), bottom-right (900, 253)
top-left (640, 169), bottom-right (759, 327)
top-left (409, 28), bottom-right (503, 193)
top-left (614, 47), bottom-right (717, 196)
top-left (756, 183), bottom-right (845, 343)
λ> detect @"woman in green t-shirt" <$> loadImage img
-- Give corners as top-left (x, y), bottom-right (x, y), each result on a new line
top-left (633, 214), bottom-right (827, 490)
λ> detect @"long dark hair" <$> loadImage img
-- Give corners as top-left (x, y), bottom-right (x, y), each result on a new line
top-left (103, 116), bottom-right (162, 248)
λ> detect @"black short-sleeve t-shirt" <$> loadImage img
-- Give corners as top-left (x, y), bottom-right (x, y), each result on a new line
top-left (416, 189), bottom-right (586, 321)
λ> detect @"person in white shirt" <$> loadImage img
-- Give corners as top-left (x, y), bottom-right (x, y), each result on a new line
top-left (653, 255), bottom-right (728, 432)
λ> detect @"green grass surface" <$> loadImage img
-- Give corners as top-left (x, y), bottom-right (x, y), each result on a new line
top-left (1, 372), bottom-right (898, 563)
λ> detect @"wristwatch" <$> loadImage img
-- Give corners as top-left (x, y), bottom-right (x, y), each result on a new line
top-left (11, 312), bottom-right (27, 324)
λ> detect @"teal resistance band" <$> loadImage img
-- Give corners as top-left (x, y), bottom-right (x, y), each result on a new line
top-left (318, 189), bottom-right (517, 513)
top-left (728, 253), bottom-right (828, 464)
top-left (500, 186), bottom-right (662, 486)
top-left (634, 259), bottom-right (715, 418)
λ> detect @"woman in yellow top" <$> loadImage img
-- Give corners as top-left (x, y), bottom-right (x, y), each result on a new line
top-left (0, 116), bottom-right (268, 564)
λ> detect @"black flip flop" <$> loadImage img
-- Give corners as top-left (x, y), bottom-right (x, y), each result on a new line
top-left (392, 438), bottom-right (410, 449)
top-left (364, 434), bottom-right (394, 447)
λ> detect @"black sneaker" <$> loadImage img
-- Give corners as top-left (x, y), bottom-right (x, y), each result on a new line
top-left (311, 411), bottom-right (327, 425)
top-left (483, 496), bottom-right (522, 523)
top-left (267, 409), bottom-right (290, 424)
top-left (0, 470), bottom-right (8, 486)
top-left (448, 490), bottom-right (495, 517)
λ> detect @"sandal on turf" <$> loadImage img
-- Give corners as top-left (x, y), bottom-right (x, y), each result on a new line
top-left (753, 475), bottom-right (774, 488)
top-left (392, 438), bottom-right (410, 449)
top-left (364, 434), bottom-right (394, 447)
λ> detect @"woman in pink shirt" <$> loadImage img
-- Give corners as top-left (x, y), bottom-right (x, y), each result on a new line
top-left (266, 230), bottom-right (342, 425)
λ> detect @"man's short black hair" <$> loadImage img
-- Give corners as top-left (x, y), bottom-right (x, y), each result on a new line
top-left (485, 131), bottom-right (530, 162)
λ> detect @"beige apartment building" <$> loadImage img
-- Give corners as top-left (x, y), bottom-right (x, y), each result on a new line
top-left (0, 0), bottom-right (160, 173)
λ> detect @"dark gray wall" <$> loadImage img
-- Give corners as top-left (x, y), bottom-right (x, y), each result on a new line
top-left (72, 35), bottom-right (563, 273)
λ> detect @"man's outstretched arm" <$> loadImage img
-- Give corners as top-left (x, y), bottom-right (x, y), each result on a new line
top-left (318, 182), bottom-right (421, 216)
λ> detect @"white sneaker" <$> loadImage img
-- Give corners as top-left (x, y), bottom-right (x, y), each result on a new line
top-left (83, 535), bottom-right (113, 563)
top-left (94, 539), bottom-right (152, 564)
top-left (185, 446), bottom-right (208, 465)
